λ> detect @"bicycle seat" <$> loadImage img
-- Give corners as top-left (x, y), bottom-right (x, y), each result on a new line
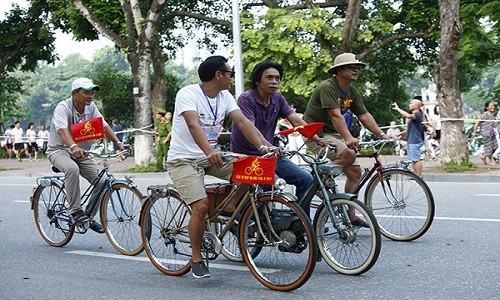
top-left (52, 166), bottom-right (62, 173)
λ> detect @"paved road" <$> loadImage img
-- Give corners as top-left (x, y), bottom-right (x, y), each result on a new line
top-left (1, 176), bottom-right (499, 300)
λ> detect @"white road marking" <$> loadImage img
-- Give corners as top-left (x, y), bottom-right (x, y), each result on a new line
top-left (66, 250), bottom-right (279, 272)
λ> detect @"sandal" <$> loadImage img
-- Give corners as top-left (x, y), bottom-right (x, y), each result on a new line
top-left (71, 210), bottom-right (89, 224)
top-left (351, 218), bottom-right (370, 228)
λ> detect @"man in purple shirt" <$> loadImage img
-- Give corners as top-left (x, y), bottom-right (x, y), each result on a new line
top-left (231, 61), bottom-right (324, 217)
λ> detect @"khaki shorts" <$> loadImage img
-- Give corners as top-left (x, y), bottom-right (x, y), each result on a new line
top-left (305, 133), bottom-right (359, 165)
top-left (166, 157), bottom-right (234, 205)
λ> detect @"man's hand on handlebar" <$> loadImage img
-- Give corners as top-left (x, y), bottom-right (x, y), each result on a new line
top-left (345, 136), bottom-right (360, 152)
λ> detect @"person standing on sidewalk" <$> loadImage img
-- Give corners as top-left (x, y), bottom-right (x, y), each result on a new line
top-left (153, 108), bottom-right (172, 171)
top-left (38, 124), bottom-right (49, 156)
top-left (26, 122), bottom-right (39, 161)
top-left (473, 101), bottom-right (498, 166)
top-left (4, 124), bottom-right (15, 160)
top-left (392, 96), bottom-right (424, 176)
top-left (12, 121), bottom-right (25, 162)
top-left (46, 77), bottom-right (125, 233)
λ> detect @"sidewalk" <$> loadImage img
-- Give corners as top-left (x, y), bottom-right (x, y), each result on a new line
top-left (1, 154), bottom-right (499, 182)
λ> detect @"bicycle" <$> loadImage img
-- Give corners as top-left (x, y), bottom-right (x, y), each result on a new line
top-left (139, 151), bottom-right (317, 291)
top-left (276, 131), bottom-right (381, 276)
top-left (348, 139), bottom-right (435, 241)
top-left (30, 146), bottom-right (145, 256)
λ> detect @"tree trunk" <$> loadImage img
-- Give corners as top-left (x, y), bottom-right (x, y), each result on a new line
top-left (437, 0), bottom-right (467, 164)
top-left (151, 38), bottom-right (166, 123)
top-left (128, 50), bottom-right (155, 165)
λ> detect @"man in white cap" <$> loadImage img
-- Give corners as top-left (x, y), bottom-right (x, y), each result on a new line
top-left (303, 53), bottom-right (389, 227)
top-left (46, 77), bottom-right (125, 233)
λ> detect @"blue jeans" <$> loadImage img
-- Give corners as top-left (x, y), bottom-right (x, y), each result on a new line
top-left (276, 157), bottom-right (313, 217)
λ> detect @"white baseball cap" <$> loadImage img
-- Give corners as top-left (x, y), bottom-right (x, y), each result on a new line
top-left (71, 77), bottom-right (101, 92)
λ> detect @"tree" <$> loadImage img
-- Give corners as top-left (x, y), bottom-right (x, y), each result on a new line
top-left (0, 1), bottom-right (57, 130)
top-left (45, 0), bottom-right (169, 164)
top-left (435, 0), bottom-right (468, 164)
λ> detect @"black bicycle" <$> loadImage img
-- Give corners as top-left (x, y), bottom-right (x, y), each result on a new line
top-left (31, 147), bottom-right (145, 255)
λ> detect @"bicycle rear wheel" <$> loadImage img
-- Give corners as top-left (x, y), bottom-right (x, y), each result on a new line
top-left (212, 221), bottom-right (243, 262)
top-left (239, 194), bottom-right (317, 291)
top-left (100, 182), bottom-right (144, 256)
top-left (365, 169), bottom-right (435, 241)
top-left (140, 191), bottom-right (192, 276)
top-left (314, 198), bottom-right (381, 275)
top-left (32, 180), bottom-right (75, 247)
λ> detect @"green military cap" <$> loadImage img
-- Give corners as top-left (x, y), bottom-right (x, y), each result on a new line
top-left (155, 108), bottom-right (167, 114)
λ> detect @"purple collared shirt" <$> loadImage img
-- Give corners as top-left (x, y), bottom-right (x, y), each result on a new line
top-left (231, 89), bottom-right (293, 155)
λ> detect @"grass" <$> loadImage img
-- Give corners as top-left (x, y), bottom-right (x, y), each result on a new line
top-left (441, 160), bottom-right (477, 173)
top-left (122, 163), bottom-right (158, 173)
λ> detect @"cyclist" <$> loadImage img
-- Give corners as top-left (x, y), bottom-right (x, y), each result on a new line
top-left (46, 77), bottom-right (125, 233)
top-left (303, 53), bottom-right (390, 227)
top-left (230, 60), bottom-right (324, 217)
top-left (166, 56), bottom-right (272, 278)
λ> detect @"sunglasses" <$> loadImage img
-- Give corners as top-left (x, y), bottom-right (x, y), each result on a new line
top-left (219, 70), bottom-right (235, 78)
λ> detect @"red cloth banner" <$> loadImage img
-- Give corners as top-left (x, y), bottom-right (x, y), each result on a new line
top-left (71, 117), bottom-right (104, 142)
top-left (278, 122), bottom-right (325, 139)
top-left (232, 156), bottom-right (277, 184)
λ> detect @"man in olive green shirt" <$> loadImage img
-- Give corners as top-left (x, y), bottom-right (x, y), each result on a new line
top-left (304, 53), bottom-right (389, 227)
top-left (154, 108), bottom-right (172, 171)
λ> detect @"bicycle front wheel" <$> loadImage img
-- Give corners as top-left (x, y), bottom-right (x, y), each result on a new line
top-left (32, 181), bottom-right (75, 247)
top-left (240, 194), bottom-right (317, 291)
top-left (365, 169), bottom-right (435, 241)
top-left (100, 182), bottom-right (144, 256)
top-left (140, 191), bottom-right (192, 276)
top-left (314, 198), bottom-right (381, 275)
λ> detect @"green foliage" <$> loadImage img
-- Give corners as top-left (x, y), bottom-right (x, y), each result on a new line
top-left (441, 160), bottom-right (477, 173)
top-left (0, 2), bottom-right (57, 74)
top-left (122, 163), bottom-right (158, 173)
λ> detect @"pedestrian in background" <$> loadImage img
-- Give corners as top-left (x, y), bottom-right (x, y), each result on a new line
top-left (38, 124), bottom-right (49, 156)
top-left (153, 108), bottom-right (172, 171)
top-left (4, 124), bottom-right (14, 160)
top-left (473, 101), bottom-right (498, 166)
top-left (12, 121), bottom-right (25, 162)
top-left (392, 96), bottom-right (424, 176)
top-left (26, 122), bottom-right (39, 161)
top-left (111, 119), bottom-right (125, 160)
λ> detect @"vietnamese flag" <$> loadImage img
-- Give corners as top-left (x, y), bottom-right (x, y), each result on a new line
top-left (71, 117), bottom-right (104, 142)
top-left (278, 122), bottom-right (325, 139)
top-left (232, 156), bottom-right (277, 184)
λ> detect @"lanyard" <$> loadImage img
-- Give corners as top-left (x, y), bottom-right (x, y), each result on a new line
top-left (199, 83), bottom-right (219, 126)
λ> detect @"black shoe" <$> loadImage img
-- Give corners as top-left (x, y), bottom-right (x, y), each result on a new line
top-left (89, 220), bottom-right (105, 234)
top-left (191, 261), bottom-right (210, 278)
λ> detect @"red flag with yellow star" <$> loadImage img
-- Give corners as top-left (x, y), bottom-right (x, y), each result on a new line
top-left (278, 122), bottom-right (325, 139)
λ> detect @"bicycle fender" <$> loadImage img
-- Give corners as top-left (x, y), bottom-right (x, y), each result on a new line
top-left (139, 185), bottom-right (180, 224)
top-left (258, 190), bottom-right (297, 202)
top-left (329, 192), bottom-right (358, 201)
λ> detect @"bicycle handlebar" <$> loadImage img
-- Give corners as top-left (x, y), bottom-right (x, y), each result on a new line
top-left (86, 144), bottom-right (133, 160)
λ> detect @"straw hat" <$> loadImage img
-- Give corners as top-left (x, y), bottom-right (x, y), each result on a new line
top-left (327, 53), bottom-right (366, 74)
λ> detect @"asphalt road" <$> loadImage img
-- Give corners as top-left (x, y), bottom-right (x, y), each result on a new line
top-left (1, 175), bottom-right (499, 300)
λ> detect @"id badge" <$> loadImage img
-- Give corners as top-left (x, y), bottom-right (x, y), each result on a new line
top-left (207, 132), bottom-right (218, 148)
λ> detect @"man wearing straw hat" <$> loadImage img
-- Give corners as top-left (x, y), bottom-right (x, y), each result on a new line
top-left (304, 53), bottom-right (389, 227)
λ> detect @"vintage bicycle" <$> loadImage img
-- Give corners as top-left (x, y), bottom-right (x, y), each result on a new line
top-left (276, 125), bottom-right (381, 276)
top-left (346, 139), bottom-right (435, 241)
top-left (31, 147), bottom-right (145, 256)
top-left (139, 151), bottom-right (318, 291)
